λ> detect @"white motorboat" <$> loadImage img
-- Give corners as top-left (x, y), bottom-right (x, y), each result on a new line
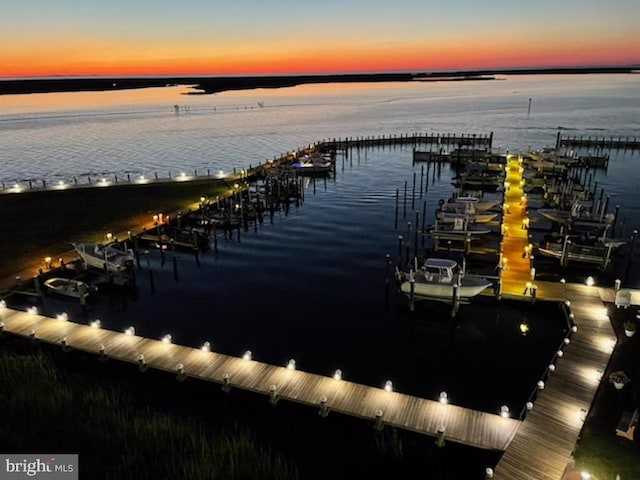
top-left (72, 242), bottom-right (134, 272)
top-left (436, 210), bottom-right (498, 224)
top-left (445, 196), bottom-right (500, 212)
top-left (399, 258), bottom-right (491, 300)
top-left (427, 217), bottom-right (491, 236)
top-left (44, 277), bottom-right (97, 299)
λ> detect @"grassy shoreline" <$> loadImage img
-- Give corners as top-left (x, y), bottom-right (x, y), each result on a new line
top-left (0, 178), bottom-right (232, 279)
top-left (1, 66), bottom-right (637, 95)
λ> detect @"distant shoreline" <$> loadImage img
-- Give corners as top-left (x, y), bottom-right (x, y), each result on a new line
top-left (0, 66), bottom-right (637, 96)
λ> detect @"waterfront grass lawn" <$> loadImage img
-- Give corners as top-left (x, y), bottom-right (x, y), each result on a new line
top-left (0, 341), bottom-right (297, 480)
top-left (0, 179), bottom-right (232, 276)
top-left (574, 430), bottom-right (640, 479)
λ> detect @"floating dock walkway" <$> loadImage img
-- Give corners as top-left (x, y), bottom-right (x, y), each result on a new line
top-left (556, 132), bottom-right (640, 150)
top-left (0, 305), bottom-right (519, 452)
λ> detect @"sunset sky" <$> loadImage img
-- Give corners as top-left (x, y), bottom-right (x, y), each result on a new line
top-left (2, 0), bottom-right (639, 78)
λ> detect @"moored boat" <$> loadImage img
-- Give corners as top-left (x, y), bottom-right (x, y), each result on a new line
top-left (44, 277), bottom-right (97, 299)
top-left (399, 258), bottom-right (491, 301)
top-left (72, 242), bottom-right (135, 273)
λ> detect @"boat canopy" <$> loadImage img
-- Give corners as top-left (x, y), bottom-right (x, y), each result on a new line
top-left (424, 258), bottom-right (458, 269)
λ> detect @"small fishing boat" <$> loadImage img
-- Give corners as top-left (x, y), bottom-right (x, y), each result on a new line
top-left (436, 210), bottom-right (498, 224)
top-left (398, 258), bottom-right (491, 301)
top-left (426, 218), bottom-right (491, 236)
top-left (44, 277), bottom-right (97, 299)
top-left (72, 242), bottom-right (135, 273)
top-left (444, 196), bottom-right (500, 212)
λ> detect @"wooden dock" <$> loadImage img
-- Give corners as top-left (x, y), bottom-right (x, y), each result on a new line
top-left (491, 153), bottom-right (618, 479)
top-left (0, 306), bottom-right (520, 452)
top-left (492, 283), bottom-right (617, 479)
top-left (319, 132), bottom-right (493, 152)
top-left (556, 132), bottom-right (640, 151)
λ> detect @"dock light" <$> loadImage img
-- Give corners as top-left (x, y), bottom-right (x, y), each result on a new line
top-left (98, 178), bottom-right (109, 187)
top-left (519, 321), bottom-right (529, 335)
top-left (287, 359), bottom-right (296, 370)
top-left (201, 341), bottom-right (211, 353)
top-left (56, 180), bottom-right (67, 189)
top-left (0, 300), bottom-right (5, 309)
top-left (500, 405), bottom-right (510, 419)
top-left (12, 183), bottom-right (23, 193)
top-left (137, 175), bottom-right (148, 184)
top-left (124, 326), bottom-right (135, 336)
top-left (333, 369), bottom-right (342, 381)
top-left (537, 380), bottom-right (545, 390)
top-left (526, 401), bottom-right (534, 411)
top-left (243, 350), bottom-right (252, 361)
top-left (485, 467), bottom-right (494, 479)
top-left (585, 276), bottom-right (595, 287)
top-left (106, 233), bottom-right (113, 242)
top-left (200, 196), bottom-right (206, 204)
top-left (580, 472), bottom-right (591, 480)
top-left (384, 380), bottom-right (393, 392)
top-left (569, 313), bottom-right (575, 320)
top-left (90, 319), bottom-right (101, 329)
top-left (56, 312), bottom-right (68, 322)
top-left (152, 214), bottom-right (158, 224)
top-left (564, 338), bottom-right (571, 345)
top-left (162, 334), bottom-right (172, 344)
top-left (439, 391), bottom-right (448, 404)
top-left (560, 278), bottom-right (566, 284)
top-left (27, 306), bottom-right (38, 315)
top-left (557, 350), bottom-right (564, 358)
top-left (233, 183), bottom-right (239, 189)
top-left (218, 170), bottom-right (224, 177)
top-left (549, 364), bottom-right (556, 372)
top-left (44, 256), bottom-right (52, 269)
top-left (579, 408), bottom-right (587, 422)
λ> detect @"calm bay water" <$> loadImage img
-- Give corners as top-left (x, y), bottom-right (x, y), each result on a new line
top-left (3, 75), bottom-right (640, 477)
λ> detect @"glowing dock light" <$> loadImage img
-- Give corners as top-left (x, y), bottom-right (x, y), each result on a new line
top-left (161, 333), bottom-right (172, 344)
top-left (201, 341), bottom-right (211, 352)
top-left (287, 359), bottom-right (296, 370)
top-left (569, 313), bottom-right (575, 320)
top-left (333, 369), bottom-right (342, 381)
top-left (580, 472), bottom-right (591, 480)
top-left (90, 319), bottom-right (101, 329)
top-left (485, 467), bottom-right (494, 478)
top-left (519, 321), bottom-right (530, 335)
top-left (124, 326), bottom-right (135, 336)
top-left (56, 180), bottom-right (67, 189)
top-left (585, 276), bottom-right (595, 287)
top-left (56, 312), bottom-right (68, 322)
top-left (137, 175), bottom-right (148, 184)
top-left (500, 405), bottom-right (510, 419)
top-left (537, 380), bottom-right (545, 390)
top-left (12, 183), bottom-right (23, 193)
top-left (571, 325), bottom-right (578, 333)
top-left (27, 306), bottom-right (38, 315)
top-left (560, 278), bottom-right (566, 284)
top-left (548, 364), bottom-right (556, 372)
top-left (439, 391), bottom-right (448, 404)
top-left (98, 178), bottom-right (110, 187)
top-left (526, 401), bottom-right (534, 411)
top-left (564, 337), bottom-right (571, 345)
top-left (557, 350), bottom-right (564, 358)
top-left (0, 300), bottom-right (6, 309)
top-left (565, 300), bottom-right (571, 307)
top-left (243, 350), bottom-right (252, 361)
top-left (384, 380), bottom-right (393, 392)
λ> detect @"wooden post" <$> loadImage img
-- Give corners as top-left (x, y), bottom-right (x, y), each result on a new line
top-left (411, 171), bottom-right (416, 210)
top-left (435, 425), bottom-right (446, 447)
top-left (269, 384), bottom-right (278, 407)
top-left (403, 180), bottom-right (407, 219)
top-left (394, 188), bottom-right (399, 230)
top-left (222, 373), bottom-right (231, 393)
top-left (374, 409), bottom-right (384, 432)
top-left (409, 271), bottom-right (415, 312)
top-left (319, 396), bottom-right (329, 418)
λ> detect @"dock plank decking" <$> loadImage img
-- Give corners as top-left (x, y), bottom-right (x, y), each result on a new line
top-left (0, 306), bottom-right (520, 452)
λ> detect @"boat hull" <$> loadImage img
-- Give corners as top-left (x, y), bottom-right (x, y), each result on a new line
top-left (400, 278), bottom-right (491, 300)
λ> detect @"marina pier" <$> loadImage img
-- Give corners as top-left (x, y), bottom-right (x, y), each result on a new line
top-left (0, 137), bottom-right (633, 479)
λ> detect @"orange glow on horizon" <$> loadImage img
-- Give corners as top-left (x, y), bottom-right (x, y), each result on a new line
top-left (1, 35), bottom-right (638, 78)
